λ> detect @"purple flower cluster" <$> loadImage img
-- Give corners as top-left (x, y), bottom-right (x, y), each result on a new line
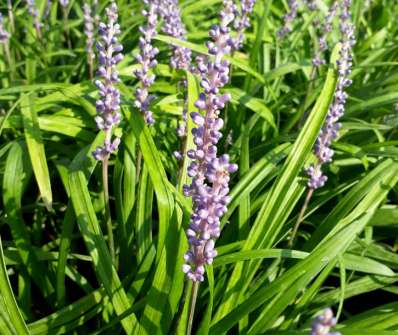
top-left (312, 1), bottom-right (339, 66)
top-left (278, 0), bottom-right (300, 38)
top-left (232, 0), bottom-right (256, 50)
top-left (182, 0), bottom-right (256, 282)
top-left (310, 308), bottom-right (341, 335)
top-left (25, 0), bottom-right (43, 38)
top-left (133, 1), bottom-right (159, 125)
top-left (158, 0), bottom-right (192, 70)
top-left (92, 2), bottom-right (123, 161)
top-left (307, 0), bottom-right (356, 189)
top-left (83, 2), bottom-right (95, 76)
top-left (0, 13), bottom-right (10, 43)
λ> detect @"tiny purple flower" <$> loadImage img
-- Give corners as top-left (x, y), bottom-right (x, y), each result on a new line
top-left (310, 308), bottom-right (341, 335)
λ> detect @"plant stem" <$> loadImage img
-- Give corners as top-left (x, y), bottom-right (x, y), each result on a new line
top-left (136, 150), bottom-right (142, 181)
top-left (102, 131), bottom-right (115, 264)
top-left (88, 57), bottom-right (94, 80)
top-left (7, 0), bottom-right (14, 33)
top-left (63, 8), bottom-right (72, 49)
top-left (288, 188), bottom-right (314, 248)
top-left (187, 281), bottom-right (199, 335)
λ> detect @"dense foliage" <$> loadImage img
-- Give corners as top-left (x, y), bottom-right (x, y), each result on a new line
top-left (0, 0), bottom-right (398, 334)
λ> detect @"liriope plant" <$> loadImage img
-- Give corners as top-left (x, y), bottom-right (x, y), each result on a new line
top-left (0, 1), bottom-right (397, 335)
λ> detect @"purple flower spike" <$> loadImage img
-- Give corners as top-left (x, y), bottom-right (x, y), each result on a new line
top-left (134, 0), bottom-right (159, 125)
top-left (92, 2), bottom-right (123, 161)
top-left (310, 308), bottom-right (341, 335)
top-left (312, 1), bottom-right (339, 66)
top-left (0, 13), bottom-right (10, 43)
top-left (307, 0), bottom-right (356, 189)
top-left (83, 2), bottom-right (95, 76)
top-left (157, 0), bottom-right (192, 70)
top-left (25, 0), bottom-right (43, 38)
top-left (182, 0), bottom-right (254, 282)
top-left (278, 0), bottom-right (300, 38)
top-left (232, 0), bottom-right (256, 50)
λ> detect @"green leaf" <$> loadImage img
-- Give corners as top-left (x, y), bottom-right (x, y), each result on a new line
top-left (20, 94), bottom-right (52, 210)
top-left (68, 136), bottom-right (139, 334)
top-left (0, 237), bottom-right (30, 335)
top-left (214, 44), bottom-right (340, 322)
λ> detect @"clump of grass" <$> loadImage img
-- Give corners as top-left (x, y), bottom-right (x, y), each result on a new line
top-left (0, 1), bottom-right (398, 334)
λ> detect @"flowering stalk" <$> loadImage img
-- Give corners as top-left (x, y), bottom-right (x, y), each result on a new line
top-left (182, 0), bottom-right (255, 331)
top-left (232, 0), bottom-right (256, 50)
top-left (83, 2), bottom-right (95, 79)
top-left (312, 1), bottom-right (339, 67)
top-left (59, 0), bottom-right (71, 48)
top-left (7, 0), bottom-right (14, 33)
top-left (25, 0), bottom-right (43, 39)
top-left (133, 0), bottom-right (159, 125)
top-left (278, 0), bottom-right (300, 38)
top-left (182, 0), bottom-right (239, 283)
top-left (289, 0), bottom-right (356, 246)
top-left (92, 2), bottom-right (123, 263)
top-left (157, 0), bottom-right (192, 70)
top-left (310, 308), bottom-right (341, 335)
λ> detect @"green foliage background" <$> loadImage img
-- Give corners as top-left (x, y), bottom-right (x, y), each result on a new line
top-left (1, 0), bottom-right (398, 334)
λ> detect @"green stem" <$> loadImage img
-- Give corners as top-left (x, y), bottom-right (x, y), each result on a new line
top-left (7, 0), bottom-right (14, 33)
top-left (102, 130), bottom-right (115, 264)
top-left (187, 281), bottom-right (199, 335)
top-left (63, 8), bottom-right (72, 49)
top-left (288, 188), bottom-right (314, 248)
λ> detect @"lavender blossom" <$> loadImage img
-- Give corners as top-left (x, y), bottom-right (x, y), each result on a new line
top-left (312, 1), bottom-right (339, 66)
top-left (25, 0), bottom-right (43, 38)
top-left (278, 0), bottom-right (300, 38)
top-left (133, 1), bottom-right (159, 125)
top-left (158, 0), bottom-right (192, 70)
top-left (182, 0), bottom-right (255, 282)
top-left (59, 0), bottom-right (68, 8)
top-left (306, 0), bottom-right (356, 189)
top-left (232, 0), bottom-right (256, 50)
top-left (0, 13), bottom-right (10, 43)
top-left (92, 2), bottom-right (123, 161)
top-left (83, 2), bottom-right (95, 78)
top-left (310, 308), bottom-right (341, 335)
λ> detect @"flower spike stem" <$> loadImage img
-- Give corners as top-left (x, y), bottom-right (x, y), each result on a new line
top-left (288, 188), bottom-right (314, 248)
top-left (62, 7), bottom-right (72, 49)
top-left (102, 142), bottom-right (116, 264)
top-left (7, 0), bottom-right (14, 33)
top-left (187, 281), bottom-right (199, 335)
